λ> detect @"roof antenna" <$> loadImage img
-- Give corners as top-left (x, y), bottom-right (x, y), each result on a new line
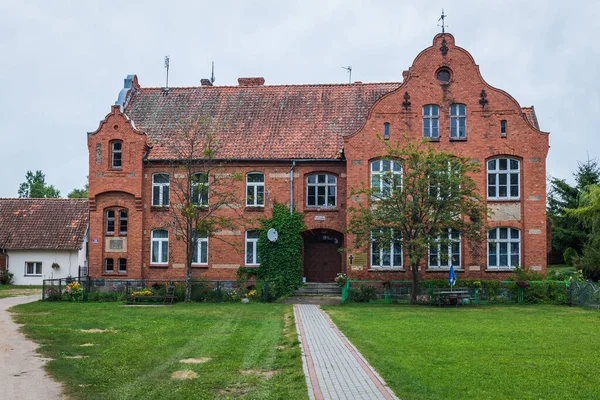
top-left (210, 61), bottom-right (215, 84)
top-left (341, 65), bottom-right (352, 83)
top-left (438, 9), bottom-right (448, 33)
top-left (164, 56), bottom-right (170, 89)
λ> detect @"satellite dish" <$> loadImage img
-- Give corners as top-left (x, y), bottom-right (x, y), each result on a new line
top-left (267, 228), bottom-right (278, 242)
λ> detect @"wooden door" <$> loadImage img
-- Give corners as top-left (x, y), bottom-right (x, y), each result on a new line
top-left (304, 242), bottom-right (340, 282)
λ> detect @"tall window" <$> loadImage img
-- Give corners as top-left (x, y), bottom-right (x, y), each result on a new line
top-left (119, 210), bottom-right (128, 234)
top-left (191, 172), bottom-right (208, 206)
top-left (383, 122), bottom-right (390, 140)
top-left (111, 141), bottom-right (122, 168)
top-left (193, 232), bottom-right (208, 264)
top-left (118, 258), bottom-right (127, 273)
top-left (488, 227), bottom-right (520, 269)
top-left (25, 262), bottom-right (42, 276)
top-left (371, 230), bottom-right (402, 268)
top-left (245, 230), bottom-right (261, 265)
top-left (500, 120), bottom-right (507, 137)
top-left (104, 258), bottom-right (114, 273)
top-left (306, 174), bottom-right (336, 208)
top-left (371, 160), bottom-right (402, 199)
top-left (429, 229), bottom-right (461, 269)
top-left (106, 210), bottom-right (115, 234)
top-left (423, 105), bottom-right (439, 139)
top-left (487, 158), bottom-right (520, 200)
top-left (151, 229), bottom-right (169, 264)
top-left (450, 104), bottom-right (466, 139)
top-left (246, 173), bottom-right (265, 207)
top-left (152, 173), bottom-right (170, 206)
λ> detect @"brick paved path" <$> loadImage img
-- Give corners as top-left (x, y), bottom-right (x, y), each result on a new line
top-left (294, 304), bottom-right (398, 400)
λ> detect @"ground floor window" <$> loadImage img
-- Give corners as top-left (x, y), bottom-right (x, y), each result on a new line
top-left (25, 262), bottom-right (42, 276)
top-left (105, 258), bottom-right (114, 272)
top-left (429, 229), bottom-right (461, 269)
top-left (370, 230), bottom-right (402, 268)
top-left (193, 233), bottom-right (208, 264)
top-left (245, 230), bottom-right (260, 265)
top-left (151, 229), bottom-right (169, 264)
top-left (118, 258), bottom-right (127, 273)
top-left (488, 227), bottom-right (520, 268)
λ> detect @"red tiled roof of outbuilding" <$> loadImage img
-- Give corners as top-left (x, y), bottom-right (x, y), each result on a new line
top-left (0, 198), bottom-right (88, 250)
top-left (124, 82), bottom-right (401, 160)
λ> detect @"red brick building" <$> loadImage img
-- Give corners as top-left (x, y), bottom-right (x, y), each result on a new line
top-left (87, 33), bottom-right (548, 282)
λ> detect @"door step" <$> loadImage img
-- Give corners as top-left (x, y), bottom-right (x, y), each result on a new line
top-left (294, 282), bottom-right (342, 296)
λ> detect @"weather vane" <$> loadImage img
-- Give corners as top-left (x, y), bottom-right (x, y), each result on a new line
top-left (438, 9), bottom-right (448, 33)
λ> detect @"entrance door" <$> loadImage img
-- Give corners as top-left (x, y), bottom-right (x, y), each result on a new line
top-left (304, 230), bottom-right (342, 282)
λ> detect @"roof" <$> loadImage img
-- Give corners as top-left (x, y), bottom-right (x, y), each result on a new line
top-left (521, 106), bottom-right (540, 130)
top-left (0, 199), bottom-right (88, 250)
top-left (124, 82), bottom-right (401, 160)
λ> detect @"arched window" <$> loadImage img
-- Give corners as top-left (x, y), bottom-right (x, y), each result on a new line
top-left (488, 227), bottom-right (520, 269)
top-left (152, 173), bottom-right (170, 206)
top-left (119, 210), bottom-right (128, 234)
top-left (450, 104), bottom-right (466, 139)
top-left (306, 174), bottom-right (336, 208)
top-left (371, 229), bottom-right (402, 268)
top-left (370, 160), bottom-right (402, 199)
top-left (106, 210), bottom-right (115, 234)
top-left (487, 158), bottom-right (520, 200)
top-left (193, 232), bottom-right (208, 264)
top-left (151, 229), bottom-right (169, 264)
top-left (245, 230), bottom-right (261, 265)
top-left (191, 172), bottom-right (209, 206)
top-left (246, 172), bottom-right (264, 207)
top-left (110, 140), bottom-right (122, 169)
top-left (429, 229), bottom-right (461, 269)
top-left (423, 105), bottom-right (440, 138)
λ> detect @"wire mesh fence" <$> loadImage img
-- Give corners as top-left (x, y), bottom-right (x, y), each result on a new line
top-left (568, 281), bottom-right (600, 309)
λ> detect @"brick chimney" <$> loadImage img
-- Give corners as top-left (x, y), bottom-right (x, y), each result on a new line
top-left (201, 79), bottom-right (213, 86)
top-left (238, 77), bottom-right (265, 86)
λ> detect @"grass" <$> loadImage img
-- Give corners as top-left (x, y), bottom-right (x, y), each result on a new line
top-left (324, 304), bottom-right (600, 400)
top-left (0, 285), bottom-right (42, 299)
top-left (11, 302), bottom-right (307, 400)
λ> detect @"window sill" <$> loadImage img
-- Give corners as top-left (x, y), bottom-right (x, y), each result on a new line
top-left (24, 275), bottom-right (42, 277)
top-left (486, 268), bottom-right (516, 272)
top-left (149, 264), bottom-right (169, 269)
top-left (304, 207), bottom-right (339, 213)
top-left (245, 206), bottom-right (265, 212)
top-left (368, 268), bottom-right (406, 272)
top-left (191, 264), bottom-right (209, 269)
top-left (449, 137), bottom-right (467, 142)
top-left (486, 199), bottom-right (521, 203)
top-left (150, 206), bottom-right (170, 212)
top-left (426, 268), bottom-right (464, 272)
top-left (244, 265), bottom-right (260, 268)
top-left (424, 137), bottom-right (440, 142)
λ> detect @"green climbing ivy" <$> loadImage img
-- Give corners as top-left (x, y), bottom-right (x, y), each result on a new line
top-left (239, 203), bottom-right (305, 298)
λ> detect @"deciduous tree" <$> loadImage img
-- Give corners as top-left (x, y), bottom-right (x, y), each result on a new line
top-left (18, 170), bottom-right (60, 198)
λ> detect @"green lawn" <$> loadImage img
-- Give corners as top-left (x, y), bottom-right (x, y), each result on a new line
top-left (11, 302), bottom-right (307, 400)
top-left (324, 304), bottom-right (600, 400)
top-left (0, 285), bottom-right (42, 298)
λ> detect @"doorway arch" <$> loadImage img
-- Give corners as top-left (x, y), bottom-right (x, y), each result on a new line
top-left (303, 229), bottom-right (343, 282)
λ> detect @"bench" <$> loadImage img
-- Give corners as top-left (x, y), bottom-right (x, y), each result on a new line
top-left (127, 286), bottom-right (176, 305)
top-left (432, 288), bottom-right (471, 306)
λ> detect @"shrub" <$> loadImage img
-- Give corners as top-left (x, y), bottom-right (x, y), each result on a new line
top-left (0, 270), bottom-right (14, 285)
top-left (44, 287), bottom-right (60, 301)
top-left (563, 247), bottom-right (579, 266)
top-left (350, 285), bottom-right (378, 302)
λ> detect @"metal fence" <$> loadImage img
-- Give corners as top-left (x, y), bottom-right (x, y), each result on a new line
top-left (42, 277), bottom-right (279, 303)
top-left (568, 281), bottom-right (600, 309)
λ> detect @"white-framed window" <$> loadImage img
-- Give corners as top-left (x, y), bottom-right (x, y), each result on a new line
top-left (245, 230), bottom-right (261, 265)
top-left (25, 262), bottom-right (42, 276)
top-left (151, 229), bottom-right (169, 264)
top-left (450, 104), bottom-right (466, 139)
top-left (119, 210), bottom-right (128, 234)
top-left (429, 229), bottom-right (461, 269)
top-left (428, 161), bottom-right (459, 200)
top-left (370, 230), bottom-right (403, 268)
top-left (423, 105), bottom-right (440, 138)
top-left (246, 172), bottom-right (265, 207)
top-left (191, 172), bottom-right (209, 206)
top-left (118, 258), bottom-right (127, 273)
top-left (193, 232), bottom-right (208, 264)
top-left (487, 158), bottom-right (520, 200)
top-left (111, 140), bottom-right (122, 168)
top-left (104, 258), bottom-right (114, 273)
top-left (152, 173), bottom-right (170, 206)
top-left (106, 210), bottom-right (115, 234)
top-left (488, 227), bottom-right (520, 269)
top-left (370, 160), bottom-right (402, 199)
top-left (306, 174), bottom-right (336, 208)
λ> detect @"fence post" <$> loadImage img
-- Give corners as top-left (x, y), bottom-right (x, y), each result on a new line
top-left (58, 279), bottom-right (62, 299)
top-left (217, 281), bottom-right (222, 302)
top-left (42, 280), bottom-right (46, 300)
top-left (341, 280), bottom-right (350, 303)
top-left (263, 281), bottom-right (269, 302)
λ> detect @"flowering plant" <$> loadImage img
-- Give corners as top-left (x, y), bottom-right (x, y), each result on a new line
top-left (416, 295), bottom-right (430, 304)
top-left (64, 281), bottom-right (84, 301)
top-left (131, 289), bottom-right (154, 296)
top-left (335, 273), bottom-right (348, 287)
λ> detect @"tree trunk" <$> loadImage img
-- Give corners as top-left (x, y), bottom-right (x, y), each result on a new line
top-left (410, 261), bottom-right (420, 304)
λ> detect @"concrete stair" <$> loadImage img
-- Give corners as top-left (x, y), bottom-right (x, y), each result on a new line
top-left (294, 282), bottom-right (342, 296)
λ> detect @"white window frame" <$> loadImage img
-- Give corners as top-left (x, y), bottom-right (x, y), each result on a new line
top-left (25, 262), bottom-right (42, 276)
top-left (192, 232), bottom-right (208, 265)
top-left (306, 174), bottom-right (337, 208)
top-left (370, 160), bottom-right (402, 199)
top-left (450, 103), bottom-right (467, 139)
top-left (106, 209), bottom-right (115, 234)
top-left (487, 227), bottom-right (521, 269)
top-left (119, 210), bottom-right (128, 235)
top-left (191, 172), bottom-right (209, 206)
top-left (246, 172), bottom-right (265, 207)
top-left (370, 230), bottom-right (403, 269)
top-left (487, 158), bottom-right (520, 200)
top-left (118, 258), bottom-right (127, 273)
top-left (104, 258), bottom-right (114, 273)
top-left (111, 140), bottom-right (122, 169)
top-left (152, 173), bottom-right (170, 206)
top-left (245, 230), bottom-right (261, 265)
top-left (151, 229), bottom-right (169, 264)
top-left (428, 229), bottom-right (462, 269)
top-left (423, 105), bottom-right (440, 139)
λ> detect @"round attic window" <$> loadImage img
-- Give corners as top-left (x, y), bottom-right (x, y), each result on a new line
top-left (436, 69), bottom-right (451, 83)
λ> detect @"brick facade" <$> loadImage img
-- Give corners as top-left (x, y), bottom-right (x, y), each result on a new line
top-left (87, 33), bottom-right (548, 282)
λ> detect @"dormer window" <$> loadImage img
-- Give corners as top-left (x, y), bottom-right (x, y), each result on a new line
top-left (111, 141), bottom-right (122, 169)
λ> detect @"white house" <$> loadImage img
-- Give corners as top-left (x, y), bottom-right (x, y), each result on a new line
top-left (0, 198), bottom-right (88, 285)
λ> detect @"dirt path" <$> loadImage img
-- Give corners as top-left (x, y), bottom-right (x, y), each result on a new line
top-left (0, 295), bottom-right (64, 400)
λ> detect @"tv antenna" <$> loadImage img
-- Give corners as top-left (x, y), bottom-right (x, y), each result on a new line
top-left (341, 65), bottom-right (352, 83)
top-left (210, 61), bottom-right (215, 84)
top-left (164, 55), bottom-right (170, 88)
top-left (438, 9), bottom-right (448, 33)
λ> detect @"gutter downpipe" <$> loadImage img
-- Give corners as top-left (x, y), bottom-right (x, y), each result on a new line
top-left (290, 160), bottom-right (296, 214)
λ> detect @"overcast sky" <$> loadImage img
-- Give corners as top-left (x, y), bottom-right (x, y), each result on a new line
top-left (0, 0), bottom-right (598, 198)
